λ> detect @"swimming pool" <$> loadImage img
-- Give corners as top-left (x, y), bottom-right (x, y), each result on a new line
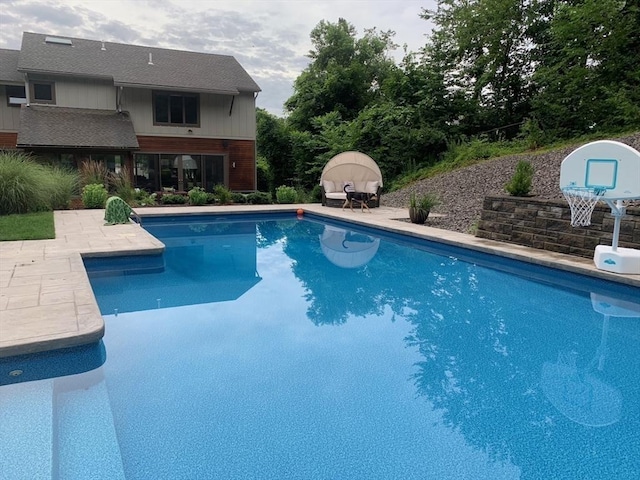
top-left (1, 213), bottom-right (639, 479)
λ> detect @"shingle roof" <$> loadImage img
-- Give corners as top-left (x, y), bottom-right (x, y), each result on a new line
top-left (0, 49), bottom-right (23, 83)
top-left (18, 32), bottom-right (261, 95)
top-left (17, 105), bottom-right (139, 149)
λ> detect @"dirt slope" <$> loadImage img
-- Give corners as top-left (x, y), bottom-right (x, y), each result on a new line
top-left (381, 133), bottom-right (640, 233)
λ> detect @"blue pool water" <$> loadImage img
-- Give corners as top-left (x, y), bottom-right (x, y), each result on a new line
top-left (2, 213), bottom-right (640, 479)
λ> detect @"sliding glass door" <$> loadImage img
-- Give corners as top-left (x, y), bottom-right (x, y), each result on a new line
top-left (134, 154), bottom-right (225, 192)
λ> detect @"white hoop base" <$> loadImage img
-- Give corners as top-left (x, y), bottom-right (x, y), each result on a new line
top-left (594, 245), bottom-right (640, 275)
top-left (562, 187), bottom-right (605, 227)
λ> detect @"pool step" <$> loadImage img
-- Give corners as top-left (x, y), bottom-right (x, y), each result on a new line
top-left (0, 380), bottom-right (54, 480)
top-left (55, 371), bottom-right (126, 479)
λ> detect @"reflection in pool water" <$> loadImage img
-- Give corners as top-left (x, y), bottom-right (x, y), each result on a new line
top-left (1, 214), bottom-right (639, 479)
top-left (319, 224), bottom-right (380, 269)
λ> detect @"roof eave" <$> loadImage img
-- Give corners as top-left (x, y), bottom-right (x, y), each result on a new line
top-left (114, 81), bottom-right (240, 95)
top-left (17, 68), bottom-right (114, 82)
top-left (17, 143), bottom-right (139, 150)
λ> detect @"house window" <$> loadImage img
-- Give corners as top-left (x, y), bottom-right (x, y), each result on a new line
top-left (153, 91), bottom-right (199, 126)
top-left (134, 154), bottom-right (159, 192)
top-left (91, 154), bottom-right (124, 174)
top-left (133, 153), bottom-right (224, 192)
top-left (30, 82), bottom-right (55, 104)
top-left (6, 85), bottom-right (27, 106)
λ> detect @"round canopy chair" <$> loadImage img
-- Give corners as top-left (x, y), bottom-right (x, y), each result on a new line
top-left (319, 151), bottom-right (383, 207)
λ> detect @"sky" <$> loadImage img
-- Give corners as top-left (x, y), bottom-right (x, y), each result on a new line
top-left (0, 0), bottom-right (437, 116)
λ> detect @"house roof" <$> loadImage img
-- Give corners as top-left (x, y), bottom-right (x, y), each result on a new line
top-left (17, 105), bottom-right (140, 149)
top-left (0, 49), bottom-right (23, 84)
top-left (17, 32), bottom-right (261, 95)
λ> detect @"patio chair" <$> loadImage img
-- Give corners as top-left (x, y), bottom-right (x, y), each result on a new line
top-left (319, 151), bottom-right (383, 207)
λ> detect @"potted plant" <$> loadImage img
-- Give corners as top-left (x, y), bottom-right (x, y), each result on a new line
top-left (409, 192), bottom-right (439, 224)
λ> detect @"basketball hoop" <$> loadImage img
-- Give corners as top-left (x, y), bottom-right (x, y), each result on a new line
top-left (560, 140), bottom-right (640, 273)
top-left (562, 187), bottom-right (605, 227)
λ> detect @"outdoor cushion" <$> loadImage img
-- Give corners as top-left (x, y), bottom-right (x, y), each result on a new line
top-left (325, 192), bottom-right (347, 200)
top-left (354, 181), bottom-right (367, 192)
top-left (322, 180), bottom-right (336, 193)
top-left (365, 181), bottom-right (379, 193)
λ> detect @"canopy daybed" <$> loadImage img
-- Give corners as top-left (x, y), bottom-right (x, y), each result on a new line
top-left (319, 151), bottom-right (383, 207)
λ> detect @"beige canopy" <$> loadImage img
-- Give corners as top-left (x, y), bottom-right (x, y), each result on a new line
top-left (320, 151), bottom-right (383, 187)
top-left (319, 151), bottom-right (383, 207)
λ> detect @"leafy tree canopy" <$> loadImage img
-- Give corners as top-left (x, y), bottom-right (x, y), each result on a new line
top-left (258, 2), bottom-right (640, 194)
top-left (285, 18), bottom-right (397, 131)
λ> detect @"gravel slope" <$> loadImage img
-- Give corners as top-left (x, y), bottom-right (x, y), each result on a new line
top-left (381, 133), bottom-right (640, 233)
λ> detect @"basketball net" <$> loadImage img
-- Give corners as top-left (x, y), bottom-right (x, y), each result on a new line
top-left (562, 187), bottom-right (605, 227)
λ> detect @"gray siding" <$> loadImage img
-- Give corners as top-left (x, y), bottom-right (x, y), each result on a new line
top-left (0, 86), bottom-right (22, 131)
top-left (121, 89), bottom-right (256, 139)
top-left (56, 77), bottom-right (116, 109)
top-left (28, 75), bottom-right (116, 110)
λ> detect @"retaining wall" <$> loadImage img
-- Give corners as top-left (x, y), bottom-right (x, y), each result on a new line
top-left (476, 196), bottom-right (640, 258)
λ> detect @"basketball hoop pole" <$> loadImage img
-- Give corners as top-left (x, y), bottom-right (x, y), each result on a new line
top-left (604, 199), bottom-right (626, 251)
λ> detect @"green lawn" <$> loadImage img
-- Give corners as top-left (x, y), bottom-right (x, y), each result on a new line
top-left (0, 211), bottom-right (55, 241)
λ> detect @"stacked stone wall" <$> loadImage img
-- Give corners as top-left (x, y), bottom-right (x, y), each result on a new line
top-left (476, 196), bottom-right (640, 258)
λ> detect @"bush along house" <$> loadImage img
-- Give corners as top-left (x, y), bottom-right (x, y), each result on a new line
top-left (0, 32), bottom-right (261, 192)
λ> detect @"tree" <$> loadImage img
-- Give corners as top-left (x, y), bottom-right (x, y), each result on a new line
top-left (531, 0), bottom-right (640, 137)
top-left (256, 109), bottom-right (294, 193)
top-left (420, 0), bottom-right (537, 136)
top-left (285, 19), bottom-right (397, 131)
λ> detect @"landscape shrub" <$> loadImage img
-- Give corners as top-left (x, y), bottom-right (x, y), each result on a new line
top-left (188, 187), bottom-right (208, 205)
top-left (246, 192), bottom-right (272, 204)
top-left (309, 184), bottom-right (322, 202)
top-left (79, 160), bottom-right (108, 188)
top-left (109, 166), bottom-right (135, 203)
top-left (82, 183), bottom-right (108, 208)
top-left (231, 192), bottom-right (247, 204)
top-left (275, 185), bottom-right (297, 204)
top-left (213, 185), bottom-right (232, 205)
top-left (0, 151), bottom-right (53, 214)
top-left (505, 160), bottom-right (535, 196)
top-left (46, 166), bottom-right (79, 210)
top-left (133, 188), bottom-right (156, 207)
top-left (160, 194), bottom-right (188, 205)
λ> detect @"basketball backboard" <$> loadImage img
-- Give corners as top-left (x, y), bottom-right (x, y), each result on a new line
top-left (560, 140), bottom-right (640, 200)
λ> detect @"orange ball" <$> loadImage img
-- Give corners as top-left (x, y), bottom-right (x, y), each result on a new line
top-left (296, 208), bottom-right (304, 216)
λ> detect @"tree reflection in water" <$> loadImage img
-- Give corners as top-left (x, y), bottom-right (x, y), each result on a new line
top-left (260, 218), bottom-right (640, 478)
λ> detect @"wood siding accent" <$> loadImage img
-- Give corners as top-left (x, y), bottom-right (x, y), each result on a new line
top-left (137, 135), bottom-right (256, 191)
top-left (228, 140), bottom-right (256, 191)
top-left (0, 132), bottom-right (17, 148)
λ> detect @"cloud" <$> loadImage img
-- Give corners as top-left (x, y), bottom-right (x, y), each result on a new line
top-left (9, 1), bottom-right (85, 27)
top-left (0, 0), bottom-right (437, 116)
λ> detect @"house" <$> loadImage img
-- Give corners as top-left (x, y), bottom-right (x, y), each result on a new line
top-left (0, 32), bottom-right (261, 192)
